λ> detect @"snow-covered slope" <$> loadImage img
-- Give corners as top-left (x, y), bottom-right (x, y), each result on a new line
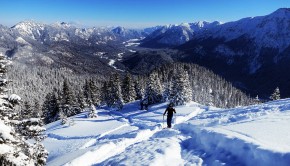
top-left (174, 8), bottom-right (290, 97)
top-left (205, 8), bottom-right (290, 51)
top-left (44, 99), bottom-right (290, 166)
top-left (143, 8), bottom-right (290, 50)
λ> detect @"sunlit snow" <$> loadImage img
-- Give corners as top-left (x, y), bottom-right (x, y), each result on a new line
top-left (44, 99), bottom-right (290, 166)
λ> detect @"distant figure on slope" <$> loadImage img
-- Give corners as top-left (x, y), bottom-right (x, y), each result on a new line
top-left (163, 103), bottom-right (176, 128)
top-left (140, 98), bottom-right (149, 110)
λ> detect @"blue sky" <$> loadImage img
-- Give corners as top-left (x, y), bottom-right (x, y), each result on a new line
top-left (0, 0), bottom-right (289, 28)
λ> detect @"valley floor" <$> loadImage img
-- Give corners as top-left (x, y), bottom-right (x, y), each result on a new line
top-left (44, 99), bottom-right (290, 166)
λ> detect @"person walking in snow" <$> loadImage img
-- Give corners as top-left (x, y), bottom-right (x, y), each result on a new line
top-left (163, 103), bottom-right (176, 128)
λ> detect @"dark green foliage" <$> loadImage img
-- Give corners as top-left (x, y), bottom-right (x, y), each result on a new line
top-left (43, 93), bottom-right (60, 124)
top-left (83, 79), bottom-right (101, 106)
top-left (122, 73), bottom-right (136, 103)
top-left (62, 79), bottom-right (74, 105)
top-left (106, 74), bottom-right (124, 110)
top-left (139, 63), bottom-right (254, 108)
top-left (77, 90), bottom-right (86, 109)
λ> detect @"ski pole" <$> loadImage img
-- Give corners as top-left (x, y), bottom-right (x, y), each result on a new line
top-left (174, 113), bottom-right (176, 124)
top-left (163, 115), bottom-right (165, 128)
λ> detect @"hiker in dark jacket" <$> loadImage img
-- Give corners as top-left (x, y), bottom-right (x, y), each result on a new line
top-left (163, 103), bottom-right (176, 128)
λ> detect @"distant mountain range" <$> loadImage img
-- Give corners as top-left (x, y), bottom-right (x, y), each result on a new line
top-left (139, 8), bottom-right (290, 98)
top-left (0, 20), bottom-right (159, 74)
top-left (1, 8), bottom-right (290, 97)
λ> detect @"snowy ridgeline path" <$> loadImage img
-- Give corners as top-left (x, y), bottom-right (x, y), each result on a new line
top-left (44, 99), bottom-right (290, 166)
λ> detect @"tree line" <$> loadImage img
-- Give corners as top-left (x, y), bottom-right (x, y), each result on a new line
top-left (40, 63), bottom-right (255, 124)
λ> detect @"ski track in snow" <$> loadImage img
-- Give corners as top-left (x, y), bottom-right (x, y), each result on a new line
top-left (45, 99), bottom-right (290, 166)
top-left (65, 103), bottom-right (204, 166)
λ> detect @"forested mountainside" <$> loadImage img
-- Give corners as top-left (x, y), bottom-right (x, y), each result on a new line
top-left (140, 8), bottom-right (290, 98)
top-left (32, 62), bottom-right (253, 124)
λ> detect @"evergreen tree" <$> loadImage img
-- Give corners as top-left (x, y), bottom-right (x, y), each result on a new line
top-left (61, 79), bottom-right (79, 117)
top-left (144, 72), bottom-right (162, 105)
top-left (22, 101), bottom-right (33, 119)
top-left (101, 82), bottom-right (108, 105)
top-left (134, 80), bottom-right (144, 100)
top-left (270, 87), bottom-right (280, 100)
top-left (77, 90), bottom-right (86, 110)
top-left (162, 82), bottom-right (171, 102)
top-left (170, 71), bottom-right (192, 106)
top-left (62, 79), bottom-right (74, 105)
top-left (83, 79), bottom-right (100, 107)
top-left (59, 110), bottom-right (68, 125)
top-left (88, 104), bottom-right (98, 118)
top-left (83, 79), bottom-right (91, 104)
top-left (122, 73), bottom-right (136, 103)
top-left (89, 79), bottom-right (101, 106)
top-left (254, 95), bottom-right (261, 104)
top-left (43, 93), bottom-right (60, 124)
top-left (106, 74), bottom-right (124, 110)
top-left (207, 88), bottom-right (214, 106)
top-left (33, 99), bottom-right (41, 118)
top-left (0, 53), bottom-right (40, 165)
top-left (19, 118), bottom-right (48, 166)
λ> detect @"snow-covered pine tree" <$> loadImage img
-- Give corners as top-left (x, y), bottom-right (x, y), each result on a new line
top-left (83, 79), bottom-right (92, 104)
top-left (19, 118), bottom-right (48, 165)
top-left (162, 82), bottom-right (171, 102)
top-left (106, 74), bottom-right (124, 110)
top-left (134, 79), bottom-right (144, 100)
top-left (33, 99), bottom-right (41, 118)
top-left (77, 90), bottom-right (86, 110)
top-left (100, 82), bottom-right (108, 105)
top-left (43, 93), bottom-right (60, 124)
top-left (61, 79), bottom-right (79, 117)
top-left (170, 71), bottom-right (192, 106)
top-left (0, 53), bottom-right (36, 165)
top-left (88, 104), bottom-right (98, 118)
top-left (207, 88), bottom-right (214, 106)
top-left (270, 87), bottom-right (280, 100)
top-left (254, 95), bottom-right (261, 104)
top-left (18, 98), bottom-right (48, 166)
top-left (89, 79), bottom-right (101, 106)
top-left (122, 73), bottom-right (136, 103)
top-left (144, 72), bottom-right (162, 105)
top-left (62, 79), bottom-right (74, 106)
top-left (22, 101), bottom-right (33, 119)
top-left (59, 109), bottom-right (68, 125)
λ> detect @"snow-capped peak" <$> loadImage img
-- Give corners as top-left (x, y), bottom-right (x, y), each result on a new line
top-left (12, 20), bottom-right (44, 31)
top-left (196, 21), bottom-right (208, 28)
top-left (11, 20), bottom-right (45, 39)
top-left (180, 23), bottom-right (191, 28)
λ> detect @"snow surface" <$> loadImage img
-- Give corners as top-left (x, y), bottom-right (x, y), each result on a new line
top-left (44, 99), bottom-right (290, 166)
top-left (124, 38), bottom-right (141, 47)
top-left (107, 59), bottom-right (124, 72)
top-left (8, 94), bottom-right (21, 102)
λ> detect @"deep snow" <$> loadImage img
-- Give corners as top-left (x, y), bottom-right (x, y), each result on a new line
top-left (44, 99), bottom-right (290, 166)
